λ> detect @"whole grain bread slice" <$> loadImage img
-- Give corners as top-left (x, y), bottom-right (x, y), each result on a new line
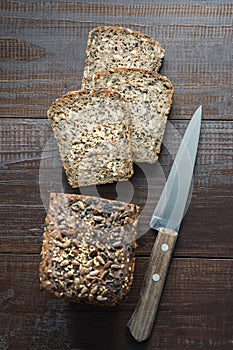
top-left (94, 68), bottom-right (174, 163)
top-left (82, 26), bottom-right (165, 89)
top-left (47, 89), bottom-right (133, 187)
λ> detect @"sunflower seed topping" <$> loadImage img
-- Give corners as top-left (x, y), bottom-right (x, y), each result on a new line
top-left (39, 193), bottom-right (139, 306)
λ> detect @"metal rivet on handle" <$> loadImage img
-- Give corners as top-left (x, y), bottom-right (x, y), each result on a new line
top-left (152, 274), bottom-right (160, 282)
top-left (161, 243), bottom-right (169, 252)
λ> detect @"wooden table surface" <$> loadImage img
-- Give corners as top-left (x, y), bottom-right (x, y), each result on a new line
top-left (0, 1), bottom-right (232, 349)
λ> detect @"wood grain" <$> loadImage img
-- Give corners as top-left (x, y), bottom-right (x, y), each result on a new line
top-left (0, 119), bottom-right (232, 256)
top-left (0, 4), bottom-right (232, 119)
top-left (1, 199), bottom-right (233, 258)
top-left (0, 38), bottom-right (46, 62)
top-left (0, 119), bottom-right (232, 176)
top-left (128, 229), bottom-right (178, 342)
top-left (1, 2), bottom-right (232, 25)
top-left (1, 254), bottom-right (233, 350)
top-left (0, 1), bottom-right (232, 349)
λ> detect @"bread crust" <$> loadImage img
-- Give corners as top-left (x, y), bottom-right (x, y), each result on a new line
top-left (39, 193), bottom-right (140, 306)
top-left (90, 26), bottom-right (164, 47)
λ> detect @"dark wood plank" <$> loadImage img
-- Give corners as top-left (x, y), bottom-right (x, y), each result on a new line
top-left (0, 4), bottom-right (232, 120)
top-left (1, 1), bottom-right (232, 25)
top-left (0, 119), bottom-right (232, 256)
top-left (1, 254), bottom-right (233, 349)
top-left (1, 197), bottom-right (232, 257)
top-left (1, 118), bottom-right (232, 176)
top-left (0, 195), bottom-right (232, 258)
top-left (0, 2), bottom-right (232, 349)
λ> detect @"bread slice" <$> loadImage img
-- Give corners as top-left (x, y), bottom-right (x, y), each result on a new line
top-left (39, 193), bottom-right (140, 306)
top-left (82, 26), bottom-right (165, 89)
top-left (93, 68), bottom-right (174, 163)
top-left (47, 89), bottom-right (133, 187)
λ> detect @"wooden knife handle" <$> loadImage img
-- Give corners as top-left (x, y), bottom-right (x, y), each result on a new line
top-left (127, 228), bottom-right (178, 342)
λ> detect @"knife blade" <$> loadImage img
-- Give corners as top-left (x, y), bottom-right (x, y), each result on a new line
top-left (127, 106), bottom-right (202, 342)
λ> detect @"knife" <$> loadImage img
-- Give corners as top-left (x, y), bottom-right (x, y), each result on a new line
top-left (127, 106), bottom-right (202, 342)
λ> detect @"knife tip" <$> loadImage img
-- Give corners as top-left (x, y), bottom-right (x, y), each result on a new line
top-left (192, 105), bottom-right (202, 124)
top-left (197, 105), bottom-right (202, 117)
